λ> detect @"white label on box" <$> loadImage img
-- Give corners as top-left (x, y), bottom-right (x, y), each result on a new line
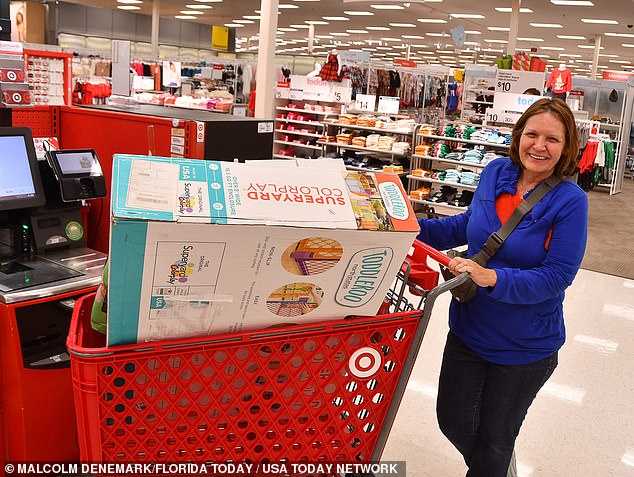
top-left (170, 144), bottom-right (185, 155)
top-left (377, 96), bottom-right (400, 114)
top-left (171, 136), bottom-right (185, 146)
top-left (126, 160), bottom-right (179, 211)
top-left (257, 122), bottom-right (274, 133)
top-left (495, 70), bottom-right (545, 94)
top-left (354, 94), bottom-right (376, 112)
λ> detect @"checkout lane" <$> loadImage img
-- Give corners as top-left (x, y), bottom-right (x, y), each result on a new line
top-left (0, 126), bottom-right (106, 463)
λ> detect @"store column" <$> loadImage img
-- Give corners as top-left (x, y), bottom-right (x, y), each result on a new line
top-left (152, 0), bottom-right (160, 57)
top-left (254, 0), bottom-right (279, 119)
top-left (591, 34), bottom-right (601, 79)
top-left (507, 0), bottom-right (520, 55)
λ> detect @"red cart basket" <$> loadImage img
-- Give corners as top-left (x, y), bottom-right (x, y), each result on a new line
top-left (67, 241), bottom-right (466, 475)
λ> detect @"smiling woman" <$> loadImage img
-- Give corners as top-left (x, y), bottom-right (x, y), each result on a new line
top-left (417, 97), bottom-right (588, 477)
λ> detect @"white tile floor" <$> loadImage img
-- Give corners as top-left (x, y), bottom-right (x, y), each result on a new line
top-left (380, 268), bottom-right (634, 477)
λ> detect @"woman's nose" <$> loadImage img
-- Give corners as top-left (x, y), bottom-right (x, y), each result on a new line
top-left (533, 137), bottom-right (547, 149)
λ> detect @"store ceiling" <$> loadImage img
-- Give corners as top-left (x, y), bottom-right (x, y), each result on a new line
top-left (71, 0), bottom-right (634, 75)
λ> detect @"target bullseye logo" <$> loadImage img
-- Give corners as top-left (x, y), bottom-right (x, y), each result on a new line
top-left (7, 71), bottom-right (17, 81)
top-left (12, 92), bottom-right (22, 103)
top-left (349, 347), bottom-right (382, 378)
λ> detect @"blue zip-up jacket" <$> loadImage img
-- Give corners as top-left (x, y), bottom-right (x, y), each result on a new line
top-left (418, 158), bottom-right (588, 365)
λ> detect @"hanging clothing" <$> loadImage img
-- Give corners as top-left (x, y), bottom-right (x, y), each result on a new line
top-left (318, 53), bottom-right (342, 82)
top-left (545, 68), bottom-right (572, 94)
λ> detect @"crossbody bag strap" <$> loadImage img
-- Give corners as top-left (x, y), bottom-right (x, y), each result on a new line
top-left (471, 175), bottom-right (562, 266)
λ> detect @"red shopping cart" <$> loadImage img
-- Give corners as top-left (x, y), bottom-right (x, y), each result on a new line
top-left (67, 241), bottom-right (467, 476)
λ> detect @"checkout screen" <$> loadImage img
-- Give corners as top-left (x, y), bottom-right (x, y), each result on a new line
top-left (0, 136), bottom-right (36, 198)
top-left (56, 151), bottom-right (102, 175)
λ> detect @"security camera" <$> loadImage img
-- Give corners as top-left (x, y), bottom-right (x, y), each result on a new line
top-left (628, 24), bottom-right (633, 28)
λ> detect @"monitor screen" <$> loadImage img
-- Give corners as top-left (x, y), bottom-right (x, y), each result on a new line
top-left (0, 127), bottom-right (45, 212)
top-left (54, 151), bottom-right (103, 176)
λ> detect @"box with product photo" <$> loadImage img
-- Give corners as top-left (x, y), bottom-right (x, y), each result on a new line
top-left (107, 155), bottom-right (419, 346)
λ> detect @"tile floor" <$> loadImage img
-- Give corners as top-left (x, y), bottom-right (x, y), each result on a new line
top-left (380, 268), bottom-right (634, 476)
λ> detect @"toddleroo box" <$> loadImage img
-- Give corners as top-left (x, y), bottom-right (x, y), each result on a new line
top-left (107, 155), bottom-right (419, 346)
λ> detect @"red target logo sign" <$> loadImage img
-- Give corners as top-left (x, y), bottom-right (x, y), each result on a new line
top-left (349, 347), bottom-right (381, 378)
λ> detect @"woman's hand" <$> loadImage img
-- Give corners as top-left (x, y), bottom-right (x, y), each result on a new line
top-left (448, 257), bottom-right (498, 288)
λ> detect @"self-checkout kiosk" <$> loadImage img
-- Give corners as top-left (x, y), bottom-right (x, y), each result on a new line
top-left (0, 127), bottom-right (107, 463)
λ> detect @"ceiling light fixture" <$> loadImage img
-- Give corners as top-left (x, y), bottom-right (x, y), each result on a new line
top-left (347, 30), bottom-right (369, 34)
top-left (224, 23), bottom-right (245, 27)
top-left (417, 18), bottom-right (447, 23)
top-left (323, 17), bottom-right (349, 21)
top-left (389, 23), bottom-right (417, 27)
top-left (370, 4), bottom-right (405, 9)
top-left (541, 46), bottom-right (565, 50)
top-left (305, 20), bottom-right (329, 25)
top-left (450, 13), bottom-right (485, 19)
top-left (488, 26), bottom-right (510, 31)
top-left (495, 7), bottom-right (533, 12)
top-left (175, 14), bottom-right (196, 18)
top-left (577, 44), bottom-right (603, 49)
top-left (118, 5), bottom-right (140, 9)
top-left (180, 10), bottom-right (203, 14)
top-left (581, 18), bottom-right (618, 24)
top-left (278, 4), bottom-right (299, 9)
top-left (465, 30), bottom-right (482, 34)
top-left (530, 23), bottom-right (563, 28)
top-left (557, 35), bottom-right (586, 39)
top-left (551, 0), bottom-right (594, 5)
top-left (343, 11), bottom-right (374, 16)
top-left (193, 0), bottom-right (222, 3)
top-left (117, 0), bottom-right (142, 4)
top-left (366, 26), bottom-right (391, 30)
top-left (606, 32), bottom-right (634, 37)
top-left (186, 4), bottom-right (212, 8)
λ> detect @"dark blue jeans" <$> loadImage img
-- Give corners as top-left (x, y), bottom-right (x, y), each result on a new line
top-left (436, 332), bottom-right (558, 477)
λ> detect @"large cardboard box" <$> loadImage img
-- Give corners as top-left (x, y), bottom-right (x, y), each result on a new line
top-left (107, 155), bottom-right (419, 346)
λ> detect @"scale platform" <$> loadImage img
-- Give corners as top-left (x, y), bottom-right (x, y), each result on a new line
top-left (0, 247), bottom-right (107, 304)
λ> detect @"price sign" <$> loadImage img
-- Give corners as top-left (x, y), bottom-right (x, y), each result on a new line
top-left (377, 96), bottom-right (400, 115)
top-left (289, 88), bottom-right (304, 100)
top-left (354, 94), bottom-right (376, 112)
top-left (331, 83), bottom-right (352, 103)
top-left (495, 70), bottom-right (545, 94)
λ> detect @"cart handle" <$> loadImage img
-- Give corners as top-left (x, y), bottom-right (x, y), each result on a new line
top-left (410, 239), bottom-right (452, 267)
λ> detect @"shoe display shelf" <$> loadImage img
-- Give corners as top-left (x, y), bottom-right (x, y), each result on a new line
top-left (317, 114), bottom-right (415, 175)
top-left (273, 101), bottom-right (340, 160)
top-left (408, 124), bottom-right (510, 216)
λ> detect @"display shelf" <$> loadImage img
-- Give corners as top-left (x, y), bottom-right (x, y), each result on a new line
top-left (272, 153), bottom-right (296, 160)
top-left (324, 121), bottom-right (414, 135)
top-left (411, 155), bottom-right (487, 170)
top-left (465, 100), bottom-right (493, 105)
top-left (407, 175), bottom-right (478, 191)
top-left (276, 117), bottom-right (324, 127)
top-left (276, 129), bottom-right (322, 139)
top-left (276, 106), bottom-right (333, 116)
top-left (345, 165), bottom-right (407, 176)
top-left (274, 139), bottom-right (321, 150)
top-left (317, 141), bottom-right (409, 157)
top-left (409, 198), bottom-right (468, 212)
top-left (418, 134), bottom-right (510, 149)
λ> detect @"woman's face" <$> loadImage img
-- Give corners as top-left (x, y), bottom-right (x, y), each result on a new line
top-left (519, 112), bottom-right (565, 180)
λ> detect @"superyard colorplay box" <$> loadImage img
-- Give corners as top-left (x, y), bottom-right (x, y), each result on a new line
top-left (106, 155), bottom-right (419, 346)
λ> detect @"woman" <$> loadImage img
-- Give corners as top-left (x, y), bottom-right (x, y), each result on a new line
top-left (418, 98), bottom-right (588, 477)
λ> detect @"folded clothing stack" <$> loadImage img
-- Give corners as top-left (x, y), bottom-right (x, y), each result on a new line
top-left (336, 132), bottom-right (355, 145)
top-left (351, 136), bottom-right (367, 147)
top-left (366, 134), bottom-right (381, 148)
top-left (411, 168), bottom-right (432, 178)
top-left (377, 135), bottom-right (397, 151)
top-left (338, 114), bottom-right (358, 125)
top-left (457, 124), bottom-right (478, 139)
top-left (383, 164), bottom-right (404, 173)
top-left (444, 152), bottom-right (464, 162)
top-left (444, 169), bottom-right (462, 184)
top-left (418, 124), bottom-right (437, 136)
top-left (392, 141), bottom-right (411, 154)
top-left (462, 148), bottom-right (485, 164)
top-left (415, 142), bottom-right (432, 156)
top-left (459, 171), bottom-right (480, 186)
top-left (439, 124), bottom-right (459, 138)
top-left (431, 141), bottom-right (451, 158)
top-left (409, 187), bottom-right (432, 200)
top-left (356, 115), bottom-right (377, 127)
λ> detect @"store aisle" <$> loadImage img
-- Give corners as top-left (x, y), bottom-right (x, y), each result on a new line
top-left (381, 268), bottom-right (634, 477)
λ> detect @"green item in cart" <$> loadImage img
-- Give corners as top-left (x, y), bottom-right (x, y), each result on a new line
top-left (91, 259), bottom-right (109, 334)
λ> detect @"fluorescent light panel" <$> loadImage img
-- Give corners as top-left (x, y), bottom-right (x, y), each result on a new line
top-left (118, 5), bottom-right (140, 9)
top-left (450, 13), bottom-right (485, 19)
top-left (530, 23), bottom-right (563, 28)
top-left (389, 23), bottom-right (417, 27)
top-left (581, 18), bottom-right (618, 24)
top-left (488, 26), bottom-right (510, 31)
top-left (343, 11), bottom-right (374, 16)
top-left (551, 0), bottom-right (594, 5)
top-left (557, 35), bottom-right (586, 39)
top-left (370, 4), bottom-right (405, 9)
top-left (496, 7), bottom-right (533, 12)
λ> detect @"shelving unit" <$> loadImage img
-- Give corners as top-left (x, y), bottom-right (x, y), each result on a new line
top-left (409, 124), bottom-right (511, 216)
top-left (460, 66), bottom-right (497, 125)
top-left (320, 116), bottom-right (415, 175)
top-left (273, 103), bottom-right (337, 160)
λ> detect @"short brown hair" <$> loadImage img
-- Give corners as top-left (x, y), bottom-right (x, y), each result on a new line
top-left (509, 98), bottom-right (579, 178)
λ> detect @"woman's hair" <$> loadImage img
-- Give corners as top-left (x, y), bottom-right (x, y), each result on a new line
top-left (509, 98), bottom-right (580, 178)
top-left (522, 87), bottom-right (541, 96)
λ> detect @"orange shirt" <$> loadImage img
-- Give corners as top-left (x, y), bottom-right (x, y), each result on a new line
top-left (496, 191), bottom-right (552, 250)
